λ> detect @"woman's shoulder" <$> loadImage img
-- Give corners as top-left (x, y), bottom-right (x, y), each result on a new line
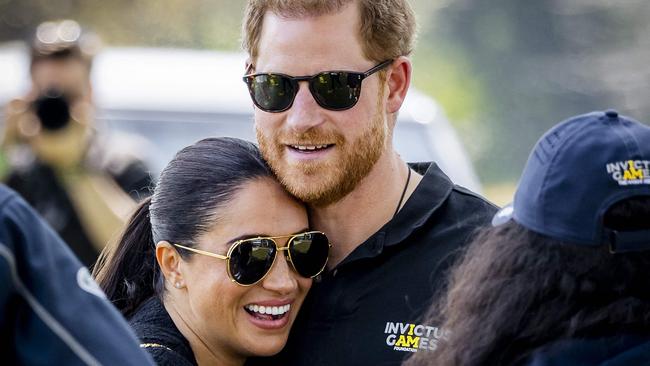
top-left (129, 297), bottom-right (197, 366)
top-left (140, 343), bottom-right (196, 366)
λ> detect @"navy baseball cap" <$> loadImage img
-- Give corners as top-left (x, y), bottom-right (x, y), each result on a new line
top-left (492, 110), bottom-right (650, 252)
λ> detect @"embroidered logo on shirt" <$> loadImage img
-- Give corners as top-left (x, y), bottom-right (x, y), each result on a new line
top-left (606, 160), bottom-right (650, 186)
top-left (384, 321), bottom-right (448, 353)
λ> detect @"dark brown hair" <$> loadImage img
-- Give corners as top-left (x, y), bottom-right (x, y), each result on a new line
top-left (93, 137), bottom-right (273, 318)
top-left (405, 196), bottom-right (650, 366)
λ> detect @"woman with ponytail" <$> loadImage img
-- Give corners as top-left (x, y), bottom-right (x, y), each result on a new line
top-left (94, 137), bottom-right (330, 366)
top-left (94, 197), bottom-right (159, 317)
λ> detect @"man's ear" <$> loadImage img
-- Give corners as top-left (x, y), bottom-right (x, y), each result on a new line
top-left (385, 56), bottom-right (412, 114)
top-left (156, 241), bottom-right (185, 289)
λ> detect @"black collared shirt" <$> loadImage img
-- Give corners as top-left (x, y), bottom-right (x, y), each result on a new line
top-left (249, 162), bottom-right (497, 366)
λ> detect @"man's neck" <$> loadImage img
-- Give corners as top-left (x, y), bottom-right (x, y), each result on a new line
top-left (310, 150), bottom-right (423, 268)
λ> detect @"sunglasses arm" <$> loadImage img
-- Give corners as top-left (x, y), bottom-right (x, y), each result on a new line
top-left (173, 243), bottom-right (229, 260)
top-left (363, 59), bottom-right (394, 77)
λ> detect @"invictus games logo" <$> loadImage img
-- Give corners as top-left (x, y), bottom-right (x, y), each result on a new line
top-left (384, 322), bottom-right (448, 353)
top-left (606, 160), bottom-right (650, 186)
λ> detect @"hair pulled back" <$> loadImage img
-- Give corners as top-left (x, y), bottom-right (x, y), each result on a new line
top-left (94, 137), bottom-right (273, 317)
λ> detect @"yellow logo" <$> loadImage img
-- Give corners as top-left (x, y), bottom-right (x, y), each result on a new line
top-left (384, 322), bottom-right (448, 353)
top-left (606, 160), bottom-right (650, 186)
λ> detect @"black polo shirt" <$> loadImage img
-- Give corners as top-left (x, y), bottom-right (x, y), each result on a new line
top-left (249, 162), bottom-right (497, 366)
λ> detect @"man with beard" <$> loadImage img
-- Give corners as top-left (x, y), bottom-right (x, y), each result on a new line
top-left (242, 1), bottom-right (497, 365)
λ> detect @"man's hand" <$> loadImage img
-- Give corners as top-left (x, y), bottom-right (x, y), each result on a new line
top-left (25, 100), bottom-right (93, 171)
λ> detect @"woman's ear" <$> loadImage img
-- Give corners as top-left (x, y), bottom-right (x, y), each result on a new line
top-left (156, 241), bottom-right (185, 289)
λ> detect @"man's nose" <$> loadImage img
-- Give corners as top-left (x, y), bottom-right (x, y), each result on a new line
top-left (284, 81), bottom-right (326, 134)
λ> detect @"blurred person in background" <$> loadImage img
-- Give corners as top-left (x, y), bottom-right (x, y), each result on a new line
top-left (95, 137), bottom-right (330, 366)
top-left (0, 183), bottom-right (154, 365)
top-left (405, 110), bottom-right (650, 366)
top-left (1, 20), bottom-right (152, 267)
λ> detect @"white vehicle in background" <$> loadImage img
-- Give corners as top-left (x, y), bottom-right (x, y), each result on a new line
top-left (0, 43), bottom-right (482, 192)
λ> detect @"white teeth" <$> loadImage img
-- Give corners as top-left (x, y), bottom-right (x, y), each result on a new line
top-left (291, 144), bottom-right (329, 151)
top-left (245, 304), bottom-right (291, 316)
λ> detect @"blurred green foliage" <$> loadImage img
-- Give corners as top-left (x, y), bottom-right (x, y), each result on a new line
top-left (0, 0), bottom-right (245, 49)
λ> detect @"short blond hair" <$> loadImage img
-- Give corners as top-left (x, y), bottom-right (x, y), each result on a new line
top-left (242, 0), bottom-right (416, 63)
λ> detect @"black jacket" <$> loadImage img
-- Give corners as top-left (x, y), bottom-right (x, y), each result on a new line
top-left (7, 156), bottom-right (152, 267)
top-left (129, 296), bottom-right (197, 366)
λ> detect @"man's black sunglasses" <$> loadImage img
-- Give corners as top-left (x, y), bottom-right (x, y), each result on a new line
top-left (242, 60), bottom-right (393, 113)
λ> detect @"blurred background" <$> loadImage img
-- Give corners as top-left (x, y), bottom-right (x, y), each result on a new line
top-left (1, 0), bottom-right (649, 205)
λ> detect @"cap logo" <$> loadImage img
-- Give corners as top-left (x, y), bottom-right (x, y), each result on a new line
top-left (606, 160), bottom-right (650, 186)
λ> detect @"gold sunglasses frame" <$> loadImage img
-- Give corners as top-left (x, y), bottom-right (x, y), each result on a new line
top-left (173, 230), bottom-right (330, 287)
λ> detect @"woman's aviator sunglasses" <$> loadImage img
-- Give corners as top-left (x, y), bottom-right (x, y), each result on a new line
top-left (174, 231), bottom-right (330, 286)
top-left (243, 60), bottom-right (393, 113)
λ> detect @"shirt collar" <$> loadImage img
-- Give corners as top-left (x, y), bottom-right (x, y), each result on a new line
top-left (384, 162), bottom-right (454, 247)
top-left (335, 162), bottom-right (453, 267)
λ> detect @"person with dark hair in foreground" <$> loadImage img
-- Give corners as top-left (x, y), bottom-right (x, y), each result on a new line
top-left (94, 137), bottom-right (330, 366)
top-left (405, 110), bottom-right (650, 366)
top-left (0, 184), bottom-right (154, 365)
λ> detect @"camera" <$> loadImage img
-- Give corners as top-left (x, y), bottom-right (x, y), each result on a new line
top-left (32, 89), bottom-right (71, 131)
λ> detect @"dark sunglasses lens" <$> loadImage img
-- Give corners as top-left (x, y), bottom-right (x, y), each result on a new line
top-left (229, 239), bottom-right (276, 285)
top-left (289, 232), bottom-right (330, 277)
top-left (311, 72), bottom-right (361, 110)
top-left (249, 74), bottom-right (295, 112)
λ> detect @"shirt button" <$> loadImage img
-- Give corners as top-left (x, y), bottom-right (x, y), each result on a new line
top-left (332, 269), bottom-right (338, 277)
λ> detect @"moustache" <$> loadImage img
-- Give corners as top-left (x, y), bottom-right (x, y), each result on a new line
top-left (276, 128), bottom-right (345, 146)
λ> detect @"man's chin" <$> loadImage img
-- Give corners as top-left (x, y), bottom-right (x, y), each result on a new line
top-left (280, 171), bottom-right (359, 207)
top-left (275, 168), bottom-right (331, 204)
top-left (287, 188), bottom-right (339, 207)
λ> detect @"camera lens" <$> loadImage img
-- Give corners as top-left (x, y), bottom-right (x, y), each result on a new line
top-left (33, 89), bottom-right (71, 131)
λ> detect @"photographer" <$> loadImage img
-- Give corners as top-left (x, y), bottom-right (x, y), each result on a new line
top-left (1, 20), bottom-right (152, 267)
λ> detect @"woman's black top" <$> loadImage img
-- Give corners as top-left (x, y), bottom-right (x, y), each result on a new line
top-left (129, 297), bottom-right (197, 366)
